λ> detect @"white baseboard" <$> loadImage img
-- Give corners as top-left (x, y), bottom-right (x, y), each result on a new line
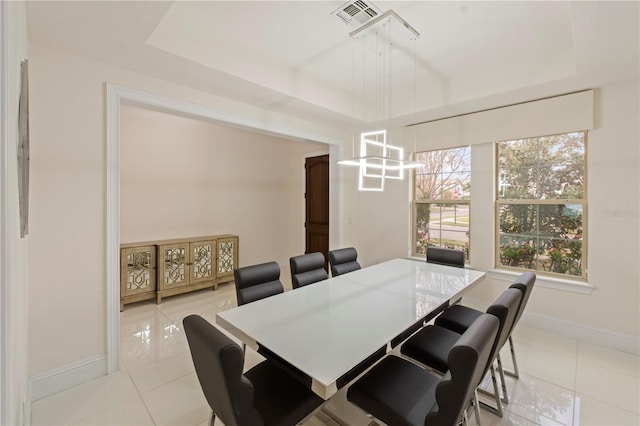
top-left (462, 299), bottom-right (639, 355)
top-left (30, 354), bottom-right (107, 401)
top-left (521, 311), bottom-right (640, 355)
top-left (24, 382), bottom-right (32, 426)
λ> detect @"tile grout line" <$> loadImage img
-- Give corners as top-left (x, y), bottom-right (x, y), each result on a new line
top-left (120, 293), bottom-right (223, 425)
top-left (576, 340), bottom-right (640, 379)
top-left (572, 336), bottom-right (580, 425)
top-left (122, 334), bottom-right (160, 426)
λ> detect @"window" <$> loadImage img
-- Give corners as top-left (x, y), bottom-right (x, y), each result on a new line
top-left (413, 146), bottom-right (471, 258)
top-left (497, 132), bottom-right (586, 278)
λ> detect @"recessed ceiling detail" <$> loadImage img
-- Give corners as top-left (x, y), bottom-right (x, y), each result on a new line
top-left (25, 1), bottom-right (639, 127)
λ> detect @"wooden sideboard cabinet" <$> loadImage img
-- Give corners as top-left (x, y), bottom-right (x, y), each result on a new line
top-left (120, 235), bottom-right (238, 309)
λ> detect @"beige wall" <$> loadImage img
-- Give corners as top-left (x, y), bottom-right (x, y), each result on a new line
top-left (3, 1), bottom-right (30, 423)
top-left (28, 42), bottom-right (346, 377)
top-left (120, 104), bottom-right (328, 266)
top-left (336, 166), bottom-right (411, 264)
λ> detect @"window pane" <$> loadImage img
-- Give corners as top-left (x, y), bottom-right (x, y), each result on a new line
top-left (415, 146), bottom-right (471, 201)
top-left (415, 203), bottom-right (469, 257)
top-left (415, 203), bottom-right (431, 253)
top-left (415, 173), bottom-right (440, 200)
top-left (498, 139), bottom-right (535, 168)
top-left (442, 147), bottom-right (471, 173)
top-left (499, 203), bottom-right (583, 276)
top-left (438, 172), bottom-right (471, 201)
top-left (537, 163), bottom-right (584, 199)
top-left (414, 151), bottom-right (442, 175)
top-left (499, 167), bottom-right (536, 199)
top-left (499, 133), bottom-right (585, 200)
top-left (414, 146), bottom-right (471, 259)
top-left (538, 237), bottom-right (583, 276)
top-left (540, 133), bottom-right (585, 166)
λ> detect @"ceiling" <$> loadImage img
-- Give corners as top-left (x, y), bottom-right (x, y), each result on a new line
top-left (26, 1), bottom-right (639, 130)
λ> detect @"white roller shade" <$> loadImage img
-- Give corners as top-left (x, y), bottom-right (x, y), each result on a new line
top-left (411, 90), bottom-right (594, 150)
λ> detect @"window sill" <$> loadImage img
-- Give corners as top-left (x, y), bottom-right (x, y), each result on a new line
top-left (488, 269), bottom-right (594, 295)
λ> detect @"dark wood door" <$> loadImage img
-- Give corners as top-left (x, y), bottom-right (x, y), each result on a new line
top-left (305, 155), bottom-right (329, 271)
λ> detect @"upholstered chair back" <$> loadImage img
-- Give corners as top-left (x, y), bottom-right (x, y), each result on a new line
top-left (508, 272), bottom-right (536, 326)
top-left (183, 315), bottom-right (262, 426)
top-left (328, 247), bottom-right (361, 277)
top-left (234, 261), bottom-right (284, 306)
top-left (426, 247), bottom-right (465, 268)
top-left (290, 252), bottom-right (328, 289)
top-left (425, 314), bottom-right (499, 425)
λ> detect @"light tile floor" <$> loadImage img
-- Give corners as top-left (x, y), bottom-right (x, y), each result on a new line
top-left (32, 278), bottom-right (639, 426)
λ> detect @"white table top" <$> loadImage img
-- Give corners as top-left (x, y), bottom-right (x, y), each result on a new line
top-left (216, 258), bottom-right (485, 399)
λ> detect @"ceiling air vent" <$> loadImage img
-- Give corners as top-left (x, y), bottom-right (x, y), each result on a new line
top-left (332, 0), bottom-right (382, 28)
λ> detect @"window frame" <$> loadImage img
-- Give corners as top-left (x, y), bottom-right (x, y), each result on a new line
top-left (494, 131), bottom-right (588, 281)
top-left (411, 145), bottom-right (472, 260)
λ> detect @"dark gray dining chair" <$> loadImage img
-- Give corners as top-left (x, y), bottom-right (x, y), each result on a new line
top-left (435, 272), bottom-right (536, 378)
top-left (328, 247), bottom-right (361, 277)
top-left (289, 252), bottom-right (328, 289)
top-left (234, 261), bottom-right (284, 306)
top-left (400, 288), bottom-right (522, 419)
top-left (183, 315), bottom-right (323, 426)
top-left (347, 314), bottom-right (499, 426)
top-left (426, 246), bottom-right (466, 268)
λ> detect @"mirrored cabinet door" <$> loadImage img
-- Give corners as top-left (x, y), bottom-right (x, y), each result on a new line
top-left (158, 242), bottom-right (190, 290)
top-left (120, 245), bottom-right (156, 310)
top-left (217, 237), bottom-right (238, 279)
top-left (191, 240), bottom-right (215, 285)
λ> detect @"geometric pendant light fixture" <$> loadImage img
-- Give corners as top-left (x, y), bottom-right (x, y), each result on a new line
top-left (337, 130), bottom-right (422, 191)
top-left (334, 4), bottom-right (422, 191)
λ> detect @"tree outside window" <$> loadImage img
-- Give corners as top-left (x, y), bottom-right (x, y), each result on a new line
top-left (497, 132), bottom-right (586, 278)
top-left (413, 146), bottom-right (471, 258)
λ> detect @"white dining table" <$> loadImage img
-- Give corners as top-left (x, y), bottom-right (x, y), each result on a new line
top-left (216, 258), bottom-right (485, 399)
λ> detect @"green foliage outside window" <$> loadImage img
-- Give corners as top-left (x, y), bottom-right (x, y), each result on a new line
top-left (415, 203), bottom-right (469, 256)
top-left (498, 132), bottom-right (586, 278)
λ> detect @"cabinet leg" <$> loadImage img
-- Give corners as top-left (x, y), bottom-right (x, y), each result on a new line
top-left (156, 294), bottom-right (162, 304)
top-left (120, 302), bottom-right (124, 312)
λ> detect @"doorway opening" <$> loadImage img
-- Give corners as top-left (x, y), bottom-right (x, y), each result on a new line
top-left (106, 84), bottom-right (338, 372)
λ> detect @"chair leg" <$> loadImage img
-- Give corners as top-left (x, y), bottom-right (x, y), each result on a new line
top-left (209, 412), bottom-right (216, 426)
top-left (473, 389), bottom-right (482, 426)
top-left (461, 394), bottom-right (479, 426)
top-left (477, 364), bottom-right (504, 417)
top-left (496, 354), bottom-right (509, 404)
top-left (502, 335), bottom-right (520, 378)
top-left (489, 365), bottom-right (504, 417)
